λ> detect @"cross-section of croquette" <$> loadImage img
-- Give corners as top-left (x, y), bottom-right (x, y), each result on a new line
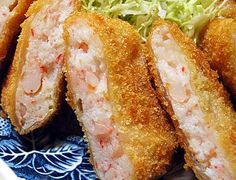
top-left (147, 19), bottom-right (236, 180)
top-left (64, 12), bottom-right (177, 180)
top-left (0, 0), bottom-right (34, 70)
top-left (1, 0), bottom-right (80, 134)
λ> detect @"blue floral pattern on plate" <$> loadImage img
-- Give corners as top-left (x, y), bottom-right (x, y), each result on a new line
top-left (0, 112), bottom-right (96, 180)
top-left (0, 104), bottom-right (195, 180)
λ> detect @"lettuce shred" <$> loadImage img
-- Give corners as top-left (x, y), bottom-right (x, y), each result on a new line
top-left (81, 0), bottom-right (228, 41)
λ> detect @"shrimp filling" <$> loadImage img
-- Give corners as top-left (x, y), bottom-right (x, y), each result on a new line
top-left (0, 0), bottom-right (17, 35)
top-left (15, 0), bottom-right (75, 130)
top-left (151, 26), bottom-right (232, 179)
top-left (67, 20), bottom-right (133, 179)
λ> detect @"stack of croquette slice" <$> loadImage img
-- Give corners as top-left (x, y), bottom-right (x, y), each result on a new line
top-left (1, 0), bottom-right (236, 179)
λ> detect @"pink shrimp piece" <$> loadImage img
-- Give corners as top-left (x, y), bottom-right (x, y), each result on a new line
top-left (93, 121), bottom-right (113, 136)
top-left (30, 28), bottom-right (35, 37)
top-left (21, 63), bottom-right (42, 95)
top-left (169, 83), bottom-right (191, 103)
top-left (85, 70), bottom-right (99, 88)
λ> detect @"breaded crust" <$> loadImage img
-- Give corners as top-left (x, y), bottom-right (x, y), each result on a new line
top-left (221, 0), bottom-right (236, 18)
top-left (199, 18), bottom-right (236, 97)
top-left (64, 12), bottom-right (177, 179)
top-left (0, 0), bottom-right (34, 70)
top-left (147, 19), bottom-right (236, 179)
top-left (1, 0), bottom-right (80, 134)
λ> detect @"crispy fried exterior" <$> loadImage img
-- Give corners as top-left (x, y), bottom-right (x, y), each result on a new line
top-left (147, 19), bottom-right (236, 179)
top-left (199, 18), bottom-right (236, 97)
top-left (221, 0), bottom-right (236, 18)
top-left (64, 12), bottom-right (177, 179)
top-left (1, 0), bottom-right (80, 134)
top-left (0, 0), bottom-right (34, 70)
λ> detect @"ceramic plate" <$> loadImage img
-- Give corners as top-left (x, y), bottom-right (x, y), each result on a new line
top-left (0, 101), bottom-right (196, 180)
top-left (0, 103), bottom-right (97, 180)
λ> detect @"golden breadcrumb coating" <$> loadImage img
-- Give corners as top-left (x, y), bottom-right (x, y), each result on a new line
top-left (0, 0), bottom-right (34, 70)
top-left (199, 18), bottom-right (236, 97)
top-left (64, 12), bottom-right (177, 179)
top-left (221, 0), bottom-right (236, 18)
top-left (1, 0), bottom-right (80, 134)
top-left (147, 19), bottom-right (236, 179)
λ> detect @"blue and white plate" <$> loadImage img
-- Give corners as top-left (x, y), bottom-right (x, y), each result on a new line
top-left (0, 103), bottom-right (97, 180)
top-left (0, 103), bottom-right (195, 180)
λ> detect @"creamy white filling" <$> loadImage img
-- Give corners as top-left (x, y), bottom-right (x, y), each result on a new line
top-left (151, 25), bottom-right (232, 179)
top-left (15, 0), bottom-right (75, 130)
top-left (67, 20), bottom-right (133, 180)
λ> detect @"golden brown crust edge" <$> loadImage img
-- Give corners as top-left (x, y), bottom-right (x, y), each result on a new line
top-left (147, 19), bottom-right (236, 179)
top-left (221, 0), bottom-right (236, 18)
top-left (1, 14), bottom-right (32, 134)
top-left (1, 0), bottom-right (80, 134)
top-left (1, 0), bottom-right (54, 134)
top-left (199, 18), bottom-right (236, 97)
top-left (0, 0), bottom-right (34, 67)
top-left (145, 24), bottom-right (205, 180)
top-left (63, 12), bottom-right (177, 179)
top-left (106, 18), bottom-right (177, 179)
top-left (173, 23), bottom-right (236, 179)
top-left (63, 11), bottom-right (81, 116)
top-left (63, 12), bottom-right (104, 178)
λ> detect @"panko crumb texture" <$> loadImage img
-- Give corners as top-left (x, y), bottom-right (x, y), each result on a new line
top-left (1, 0), bottom-right (80, 134)
top-left (147, 19), bottom-right (236, 180)
top-left (0, 0), bottom-right (34, 70)
top-left (199, 17), bottom-right (236, 97)
top-left (64, 12), bottom-right (177, 179)
top-left (221, 0), bottom-right (236, 18)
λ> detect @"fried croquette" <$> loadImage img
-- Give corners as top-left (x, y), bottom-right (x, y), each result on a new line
top-left (221, 0), bottom-right (236, 18)
top-left (147, 19), bottom-right (236, 180)
top-left (63, 12), bottom-right (177, 180)
top-left (199, 18), bottom-right (236, 97)
top-left (1, 0), bottom-right (80, 134)
top-left (0, 0), bottom-right (34, 71)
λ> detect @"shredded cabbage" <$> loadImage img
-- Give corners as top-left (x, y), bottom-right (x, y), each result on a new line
top-left (82, 0), bottom-right (228, 41)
